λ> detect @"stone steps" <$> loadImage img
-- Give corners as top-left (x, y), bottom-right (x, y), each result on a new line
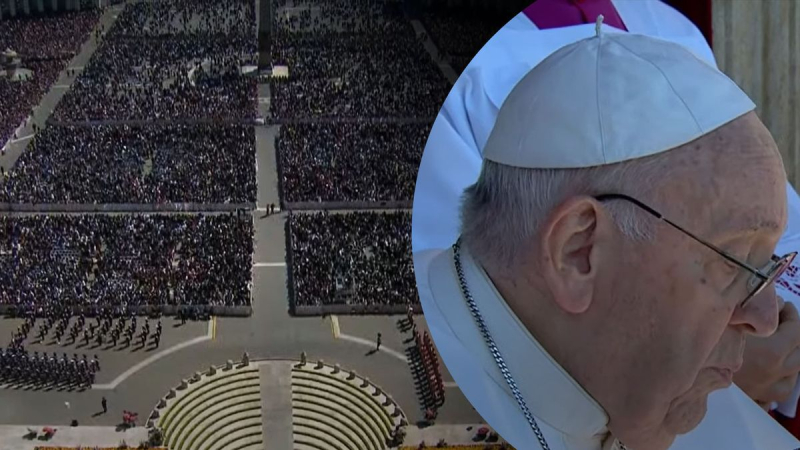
top-left (291, 364), bottom-right (405, 450)
top-left (292, 390), bottom-right (383, 448)
top-left (198, 415), bottom-right (263, 450)
top-left (170, 385), bottom-right (261, 449)
top-left (220, 432), bottom-right (264, 450)
top-left (184, 402), bottom-right (261, 450)
top-left (293, 419), bottom-right (352, 450)
top-left (160, 369), bottom-right (260, 431)
top-left (156, 365), bottom-right (264, 450)
top-left (293, 410), bottom-right (369, 450)
top-left (293, 368), bottom-right (395, 433)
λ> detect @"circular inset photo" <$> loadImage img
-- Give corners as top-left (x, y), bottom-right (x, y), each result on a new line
top-left (412, 3), bottom-right (800, 450)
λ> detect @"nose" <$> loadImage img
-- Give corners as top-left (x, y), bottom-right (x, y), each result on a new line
top-left (729, 285), bottom-right (780, 337)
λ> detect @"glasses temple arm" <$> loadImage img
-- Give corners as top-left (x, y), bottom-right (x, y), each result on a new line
top-left (595, 193), bottom-right (768, 280)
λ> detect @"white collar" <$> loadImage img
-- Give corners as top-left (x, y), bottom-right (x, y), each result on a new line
top-left (427, 245), bottom-right (610, 440)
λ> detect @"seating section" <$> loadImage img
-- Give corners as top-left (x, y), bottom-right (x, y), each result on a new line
top-left (155, 364), bottom-right (263, 450)
top-left (292, 363), bottom-right (406, 450)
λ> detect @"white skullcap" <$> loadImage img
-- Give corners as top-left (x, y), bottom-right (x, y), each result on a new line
top-left (483, 20), bottom-right (756, 169)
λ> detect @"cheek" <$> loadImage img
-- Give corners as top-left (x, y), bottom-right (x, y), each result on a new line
top-left (652, 263), bottom-right (733, 374)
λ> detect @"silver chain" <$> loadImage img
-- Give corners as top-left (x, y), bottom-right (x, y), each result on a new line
top-left (452, 238), bottom-right (627, 450)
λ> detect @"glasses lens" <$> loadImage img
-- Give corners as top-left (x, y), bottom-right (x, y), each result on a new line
top-left (741, 253), bottom-right (797, 309)
top-left (772, 253), bottom-right (797, 280)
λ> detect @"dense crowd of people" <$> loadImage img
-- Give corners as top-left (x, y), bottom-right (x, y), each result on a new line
top-left (0, 214), bottom-right (254, 312)
top-left (4, 124), bottom-right (256, 204)
top-left (0, 10), bottom-right (101, 60)
top-left (271, 1), bottom-right (449, 119)
top-left (275, 0), bottom-right (402, 33)
top-left (278, 122), bottom-right (429, 203)
top-left (288, 212), bottom-right (417, 309)
top-left (50, 0), bottom-right (256, 122)
top-left (109, 0), bottom-right (255, 40)
top-left (53, 36), bottom-right (257, 122)
top-left (0, 61), bottom-right (63, 147)
top-left (0, 10), bottom-right (100, 147)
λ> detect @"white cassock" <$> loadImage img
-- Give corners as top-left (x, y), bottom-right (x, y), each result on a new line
top-left (412, 0), bottom-right (800, 448)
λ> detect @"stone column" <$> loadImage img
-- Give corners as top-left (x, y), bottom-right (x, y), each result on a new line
top-left (9, 0), bottom-right (17, 17)
top-left (36, 0), bottom-right (44, 13)
top-left (22, 0), bottom-right (30, 15)
top-left (51, 0), bottom-right (57, 12)
top-left (712, 0), bottom-right (800, 188)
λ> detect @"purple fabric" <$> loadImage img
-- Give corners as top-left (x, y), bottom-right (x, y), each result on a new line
top-left (523, 0), bottom-right (628, 31)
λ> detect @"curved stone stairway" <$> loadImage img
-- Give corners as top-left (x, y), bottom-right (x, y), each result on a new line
top-left (292, 360), bottom-right (406, 450)
top-left (150, 362), bottom-right (263, 450)
top-left (148, 359), bottom-right (407, 450)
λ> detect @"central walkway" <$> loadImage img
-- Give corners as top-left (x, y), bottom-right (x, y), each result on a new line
top-left (260, 361), bottom-right (293, 449)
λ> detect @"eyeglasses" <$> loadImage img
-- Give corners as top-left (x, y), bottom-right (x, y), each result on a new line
top-left (595, 193), bottom-right (797, 309)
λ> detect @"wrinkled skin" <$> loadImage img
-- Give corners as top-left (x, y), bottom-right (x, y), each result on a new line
top-left (485, 112), bottom-right (787, 450)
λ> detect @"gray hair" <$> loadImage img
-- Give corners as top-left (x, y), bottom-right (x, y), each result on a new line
top-left (460, 153), bottom-right (679, 270)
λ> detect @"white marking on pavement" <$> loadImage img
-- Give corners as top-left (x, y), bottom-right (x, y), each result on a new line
top-left (8, 135), bottom-right (34, 144)
top-left (444, 381), bottom-right (458, 388)
top-left (253, 262), bottom-right (286, 267)
top-left (338, 333), bottom-right (408, 363)
top-left (53, 85), bottom-right (72, 89)
top-left (93, 321), bottom-right (213, 390)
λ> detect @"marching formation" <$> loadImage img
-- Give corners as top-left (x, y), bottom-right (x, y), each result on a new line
top-left (1, 346), bottom-right (100, 389)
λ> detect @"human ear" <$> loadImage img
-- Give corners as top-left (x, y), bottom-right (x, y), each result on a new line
top-left (537, 197), bottom-right (607, 314)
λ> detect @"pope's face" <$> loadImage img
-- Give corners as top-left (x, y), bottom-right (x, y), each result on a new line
top-left (603, 113), bottom-right (787, 443)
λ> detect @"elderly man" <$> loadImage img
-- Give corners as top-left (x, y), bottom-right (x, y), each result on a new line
top-left (414, 0), bottom-right (800, 443)
top-left (414, 18), bottom-right (800, 450)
